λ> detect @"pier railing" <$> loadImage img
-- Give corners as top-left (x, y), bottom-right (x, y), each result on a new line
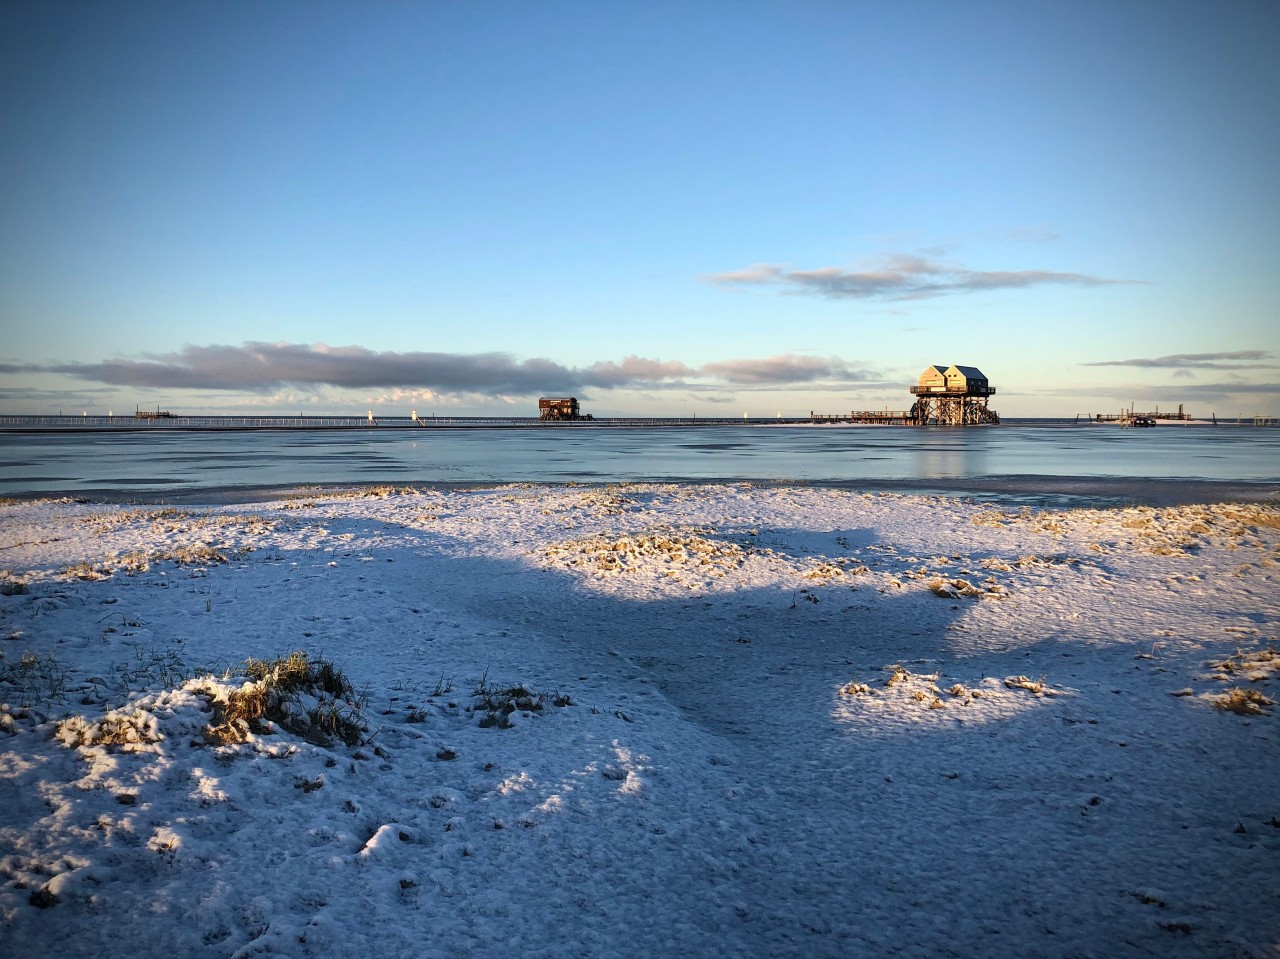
top-left (810, 411), bottom-right (917, 425)
top-left (908, 386), bottom-right (996, 397)
top-left (0, 414), bottom-right (824, 431)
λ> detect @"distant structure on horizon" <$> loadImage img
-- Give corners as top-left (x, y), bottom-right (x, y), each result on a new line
top-left (909, 365), bottom-right (999, 425)
top-left (538, 397), bottom-right (592, 422)
top-left (134, 404), bottom-right (175, 420)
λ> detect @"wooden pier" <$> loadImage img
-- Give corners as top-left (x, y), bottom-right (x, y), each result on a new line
top-left (1079, 403), bottom-right (1193, 425)
top-left (810, 410), bottom-right (917, 425)
top-left (135, 405), bottom-right (175, 420)
top-left (0, 414), bottom-right (823, 432)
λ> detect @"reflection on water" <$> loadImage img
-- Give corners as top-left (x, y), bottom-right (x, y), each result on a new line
top-left (912, 436), bottom-right (989, 479)
top-left (0, 423), bottom-right (1276, 499)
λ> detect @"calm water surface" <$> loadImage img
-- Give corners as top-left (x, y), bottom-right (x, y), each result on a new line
top-left (2, 422), bottom-right (1276, 505)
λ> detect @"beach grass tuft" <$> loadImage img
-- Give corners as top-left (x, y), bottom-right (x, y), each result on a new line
top-left (204, 651), bottom-right (367, 746)
top-left (1004, 675), bottom-right (1054, 696)
top-left (62, 543), bottom-right (232, 581)
top-left (1212, 687), bottom-right (1275, 716)
top-left (1210, 646), bottom-right (1280, 681)
top-left (57, 708), bottom-right (162, 750)
top-left (469, 670), bottom-right (571, 728)
top-left (0, 650), bottom-right (70, 708)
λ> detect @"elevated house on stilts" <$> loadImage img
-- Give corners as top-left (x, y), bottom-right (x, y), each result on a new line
top-left (909, 365), bottom-right (999, 425)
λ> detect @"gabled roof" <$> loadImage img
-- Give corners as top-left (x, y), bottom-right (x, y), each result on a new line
top-left (949, 365), bottom-right (986, 380)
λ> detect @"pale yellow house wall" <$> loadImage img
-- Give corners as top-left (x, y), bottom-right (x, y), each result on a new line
top-left (944, 365), bottom-right (988, 391)
top-left (917, 365), bottom-right (948, 390)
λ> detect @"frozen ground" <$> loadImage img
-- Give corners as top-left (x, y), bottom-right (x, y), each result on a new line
top-left (0, 483), bottom-right (1277, 958)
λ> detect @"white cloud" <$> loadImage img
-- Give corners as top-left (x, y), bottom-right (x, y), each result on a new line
top-left (705, 253), bottom-right (1140, 300)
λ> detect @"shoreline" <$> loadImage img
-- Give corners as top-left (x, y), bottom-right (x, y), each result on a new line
top-left (6, 474), bottom-right (1277, 509)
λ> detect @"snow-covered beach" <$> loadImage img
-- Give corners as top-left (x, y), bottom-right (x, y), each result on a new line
top-left (1, 483), bottom-right (1277, 958)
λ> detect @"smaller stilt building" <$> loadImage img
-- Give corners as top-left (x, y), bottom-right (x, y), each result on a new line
top-left (538, 397), bottom-right (593, 421)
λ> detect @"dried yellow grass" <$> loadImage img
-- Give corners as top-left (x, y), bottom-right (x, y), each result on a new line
top-left (1212, 687), bottom-right (1275, 716)
top-left (545, 527), bottom-right (748, 575)
top-left (1004, 675), bottom-right (1054, 696)
top-left (925, 576), bottom-right (991, 599)
top-left (63, 562), bottom-right (110, 581)
top-left (57, 709), bottom-right (162, 750)
top-left (202, 652), bottom-right (366, 747)
top-left (1210, 647), bottom-right (1280, 681)
top-left (64, 543), bottom-right (230, 580)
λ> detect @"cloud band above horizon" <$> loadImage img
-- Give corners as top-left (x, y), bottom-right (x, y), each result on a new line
top-left (1082, 350), bottom-right (1276, 370)
top-left (16, 342), bottom-right (881, 396)
top-left (704, 253), bottom-right (1142, 300)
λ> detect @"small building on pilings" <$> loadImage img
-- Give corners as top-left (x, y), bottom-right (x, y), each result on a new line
top-left (538, 397), bottom-right (593, 421)
top-left (909, 365), bottom-right (999, 425)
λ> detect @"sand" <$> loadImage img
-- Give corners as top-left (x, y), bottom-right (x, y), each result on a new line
top-left (1, 483), bottom-right (1277, 958)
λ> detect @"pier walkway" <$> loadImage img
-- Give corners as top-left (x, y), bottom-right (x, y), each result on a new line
top-left (0, 414), bottom-right (837, 432)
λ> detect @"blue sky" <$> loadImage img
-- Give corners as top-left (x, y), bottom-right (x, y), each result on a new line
top-left (2, 0), bottom-right (1277, 418)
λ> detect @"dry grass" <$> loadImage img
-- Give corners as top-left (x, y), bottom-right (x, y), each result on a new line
top-left (840, 665), bottom-right (993, 710)
top-left (81, 508), bottom-right (186, 532)
top-left (885, 664), bottom-right (941, 689)
top-left (0, 651), bottom-right (69, 707)
top-left (469, 672), bottom-right (571, 728)
top-left (203, 652), bottom-right (367, 746)
top-left (1030, 514), bottom-right (1067, 535)
top-left (980, 502), bottom-right (1276, 552)
top-left (1015, 553), bottom-right (1086, 569)
top-left (803, 562), bottom-right (847, 581)
top-left (970, 508), bottom-right (1008, 528)
top-left (970, 500), bottom-right (1280, 561)
top-left (360, 485), bottom-right (420, 498)
top-left (64, 561), bottom-right (111, 581)
top-left (839, 664), bottom-right (997, 711)
top-left (1212, 687), bottom-right (1275, 716)
top-left (83, 511), bottom-right (278, 556)
top-left (926, 576), bottom-right (982, 598)
top-left (884, 664), bottom-right (913, 688)
top-left (561, 488), bottom-right (641, 516)
top-left (63, 543), bottom-right (231, 580)
top-left (1003, 675), bottom-right (1056, 696)
top-left (155, 543), bottom-right (229, 566)
top-left (1217, 504), bottom-right (1280, 531)
top-left (544, 527), bottom-right (749, 577)
top-left (1076, 502), bottom-right (1280, 558)
top-left (1210, 647), bottom-right (1280, 682)
top-left (57, 709), bottom-right (162, 750)
top-left (312, 485), bottom-right (421, 500)
top-left (977, 506), bottom-right (1070, 536)
top-left (925, 575), bottom-right (1004, 599)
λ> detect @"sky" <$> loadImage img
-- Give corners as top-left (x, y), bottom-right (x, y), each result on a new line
top-left (1, 0), bottom-right (1277, 419)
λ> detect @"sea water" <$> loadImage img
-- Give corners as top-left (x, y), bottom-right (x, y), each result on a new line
top-left (1, 422), bottom-right (1276, 504)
